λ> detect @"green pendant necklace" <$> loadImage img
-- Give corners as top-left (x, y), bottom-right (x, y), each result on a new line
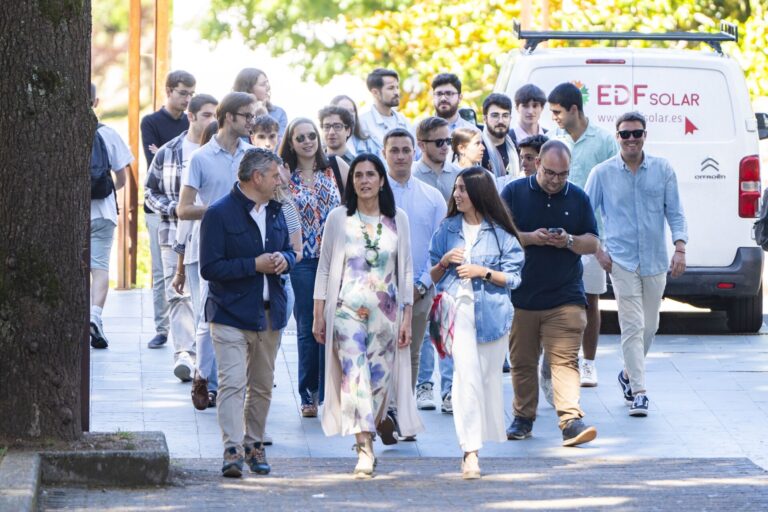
top-left (358, 211), bottom-right (383, 267)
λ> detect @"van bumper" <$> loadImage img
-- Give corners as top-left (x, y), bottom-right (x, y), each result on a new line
top-left (605, 247), bottom-right (764, 301)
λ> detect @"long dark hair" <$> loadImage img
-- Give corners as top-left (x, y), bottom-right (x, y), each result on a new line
top-left (277, 117), bottom-right (330, 172)
top-left (331, 95), bottom-right (370, 142)
top-left (344, 153), bottom-right (396, 219)
top-left (447, 166), bottom-right (520, 240)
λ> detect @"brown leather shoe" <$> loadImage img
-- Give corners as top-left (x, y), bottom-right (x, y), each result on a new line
top-left (191, 375), bottom-right (209, 411)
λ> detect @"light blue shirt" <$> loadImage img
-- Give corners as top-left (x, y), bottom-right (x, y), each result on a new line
top-left (556, 119), bottom-right (618, 188)
top-left (185, 136), bottom-right (253, 206)
top-left (359, 107), bottom-right (413, 149)
top-left (388, 175), bottom-right (447, 289)
top-left (585, 153), bottom-right (688, 277)
top-left (412, 160), bottom-right (461, 202)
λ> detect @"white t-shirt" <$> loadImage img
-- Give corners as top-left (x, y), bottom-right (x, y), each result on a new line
top-left (175, 138), bottom-right (201, 264)
top-left (249, 201), bottom-right (269, 302)
top-left (90, 125), bottom-right (134, 224)
top-left (457, 219), bottom-right (481, 301)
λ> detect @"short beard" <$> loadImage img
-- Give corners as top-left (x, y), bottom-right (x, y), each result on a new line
top-left (487, 124), bottom-right (509, 140)
top-left (436, 103), bottom-right (458, 119)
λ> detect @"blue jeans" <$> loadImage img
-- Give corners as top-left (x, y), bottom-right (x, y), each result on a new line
top-left (291, 258), bottom-right (324, 405)
top-left (145, 212), bottom-right (170, 336)
top-left (417, 331), bottom-right (454, 397)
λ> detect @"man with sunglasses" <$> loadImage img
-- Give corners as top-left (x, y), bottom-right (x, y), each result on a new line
top-left (141, 70), bottom-right (196, 351)
top-left (548, 82), bottom-right (619, 388)
top-left (177, 92), bottom-right (257, 411)
top-left (412, 117), bottom-right (460, 413)
top-left (501, 140), bottom-right (600, 447)
top-left (585, 111), bottom-right (687, 417)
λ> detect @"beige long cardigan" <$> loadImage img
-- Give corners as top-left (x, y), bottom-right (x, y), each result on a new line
top-left (313, 206), bottom-right (424, 437)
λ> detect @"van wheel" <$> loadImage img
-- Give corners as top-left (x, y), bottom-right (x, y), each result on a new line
top-left (725, 285), bottom-right (764, 333)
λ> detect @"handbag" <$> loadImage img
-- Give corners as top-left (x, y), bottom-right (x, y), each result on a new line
top-left (428, 291), bottom-right (457, 358)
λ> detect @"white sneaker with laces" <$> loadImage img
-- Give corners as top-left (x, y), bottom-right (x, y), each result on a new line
top-left (416, 383), bottom-right (436, 410)
top-left (441, 391), bottom-right (453, 414)
top-left (579, 360), bottom-right (598, 387)
top-left (174, 352), bottom-right (194, 382)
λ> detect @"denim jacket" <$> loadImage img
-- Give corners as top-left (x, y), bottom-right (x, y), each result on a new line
top-left (429, 215), bottom-right (525, 342)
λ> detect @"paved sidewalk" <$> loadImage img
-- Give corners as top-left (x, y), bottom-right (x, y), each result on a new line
top-left (40, 457), bottom-right (768, 511)
top-left (92, 290), bottom-right (768, 470)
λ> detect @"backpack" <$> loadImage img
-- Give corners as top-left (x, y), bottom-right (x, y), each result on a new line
top-left (90, 123), bottom-right (114, 199)
top-left (753, 188), bottom-right (768, 251)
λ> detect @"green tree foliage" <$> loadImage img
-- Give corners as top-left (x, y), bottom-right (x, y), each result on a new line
top-left (202, 0), bottom-right (768, 117)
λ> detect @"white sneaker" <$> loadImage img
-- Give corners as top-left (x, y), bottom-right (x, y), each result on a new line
top-left (441, 392), bottom-right (453, 414)
top-left (580, 360), bottom-right (598, 387)
top-left (539, 365), bottom-right (554, 407)
top-left (416, 383), bottom-right (436, 410)
top-left (174, 352), bottom-right (194, 382)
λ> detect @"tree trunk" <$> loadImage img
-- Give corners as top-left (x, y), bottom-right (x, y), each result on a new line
top-left (0, 1), bottom-right (92, 441)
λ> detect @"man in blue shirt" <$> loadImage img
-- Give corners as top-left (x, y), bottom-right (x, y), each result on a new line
top-left (501, 140), bottom-right (600, 447)
top-left (384, 128), bottom-right (448, 437)
top-left (585, 111), bottom-right (687, 417)
top-left (200, 148), bottom-right (295, 478)
top-left (549, 82), bottom-right (619, 387)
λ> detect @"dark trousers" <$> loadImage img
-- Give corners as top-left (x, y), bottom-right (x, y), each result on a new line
top-left (291, 258), bottom-right (325, 405)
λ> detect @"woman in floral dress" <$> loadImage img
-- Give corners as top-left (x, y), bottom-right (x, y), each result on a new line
top-left (313, 153), bottom-right (420, 478)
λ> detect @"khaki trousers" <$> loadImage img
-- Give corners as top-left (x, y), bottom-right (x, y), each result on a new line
top-left (610, 265), bottom-right (666, 395)
top-left (509, 304), bottom-right (587, 429)
top-left (409, 288), bottom-right (434, 390)
top-left (211, 315), bottom-right (281, 449)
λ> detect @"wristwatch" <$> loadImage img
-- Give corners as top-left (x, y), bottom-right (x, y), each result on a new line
top-left (566, 234), bottom-right (574, 249)
top-left (415, 281), bottom-right (427, 298)
top-left (483, 270), bottom-right (492, 282)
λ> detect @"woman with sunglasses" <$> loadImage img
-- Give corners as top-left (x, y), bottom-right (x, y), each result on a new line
top-left (451, 127), bottom-right (486, 169)
top-left (278, 118), bottom-right (341, 419)
top-left (429, 167), bottom-right (524, 479)
top-left (312, 153), bottom-right (420, 478)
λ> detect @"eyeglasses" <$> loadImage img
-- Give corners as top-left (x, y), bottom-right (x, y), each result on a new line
top-left (434, 91), bottom-right (458, 99)
top-left (617, 129), bottom-right (646, 139)
top-left (321, 123), bottom-right (348, 133)
top-left (419, 137), bottom-right (452, 148)
top-left (487, 112), bottom-right (511, 121)
top-left (294, 132), bottom-right (318, 143)
top-left (233, 112), bottom-right (256, 122)
top-left (542, 167), bottom-right (570, 179)
top-left (174, 89), bottom-right (195, 98)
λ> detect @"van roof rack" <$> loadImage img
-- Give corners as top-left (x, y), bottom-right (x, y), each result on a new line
top-left (514, 21), bottom-right (738, 55)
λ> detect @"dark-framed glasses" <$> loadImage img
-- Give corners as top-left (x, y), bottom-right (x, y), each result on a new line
top-left (321, 123), bottom-right (347, 133)
top-left (543, 167), bottom-right (569, 179)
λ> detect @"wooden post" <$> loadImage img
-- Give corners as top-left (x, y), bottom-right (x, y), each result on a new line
top-left (521, 0), bottom-right (532, 30)
top-left (117, 0), bottom-right (142, 289)
top-left (154, 0), bottom-right (171, 111)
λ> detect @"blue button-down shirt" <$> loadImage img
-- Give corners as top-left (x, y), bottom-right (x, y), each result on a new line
top-left (585, 153), bottom-right (688, 277)
top-left (388, 175), bottom-right (447, 288)
top-left (555, 120), bottom-right (618, 188)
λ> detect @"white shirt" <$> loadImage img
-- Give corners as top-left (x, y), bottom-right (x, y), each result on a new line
top-left (90, 125), bottom-right (134, 223)
top-left (249, 201), bottom-right (269, 302)
top-left (175, 138), bottom-right (201, 265)
top-left (457, 219), bottom-right (481, 300)
top-left (512, 124), bottom-right (546, 144)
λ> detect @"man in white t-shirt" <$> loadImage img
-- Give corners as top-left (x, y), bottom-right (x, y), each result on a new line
top-left (512, 84), bottom-right (548, 144)
top-left (144, 93), bottom-right (218, 381)
top-left (89, 84), bottom-right (134, 349)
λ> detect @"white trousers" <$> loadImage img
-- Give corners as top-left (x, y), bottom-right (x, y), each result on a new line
top-left (610, 264), bottom-right (667, 395)
top-left (451, 295), bottom-right (508, 453)
top-left (160, 245), bottom-right (195, 357)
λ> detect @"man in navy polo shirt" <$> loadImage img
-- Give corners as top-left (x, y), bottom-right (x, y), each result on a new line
top-left (500, 139), bottom-right (600, 447)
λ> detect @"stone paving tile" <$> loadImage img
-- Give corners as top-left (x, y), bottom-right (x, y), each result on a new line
top-left (88, 290), bottom-right (768, 474)
top-left (40, 457), bottom-right (768, 511)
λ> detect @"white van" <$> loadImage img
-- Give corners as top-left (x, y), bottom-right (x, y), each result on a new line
top-left (494, 23), bottom-right (768, 332)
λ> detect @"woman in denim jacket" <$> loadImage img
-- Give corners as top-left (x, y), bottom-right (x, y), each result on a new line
top-left (429, 167), bottom-right (524, 479)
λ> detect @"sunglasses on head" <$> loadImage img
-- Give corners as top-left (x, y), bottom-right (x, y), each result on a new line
top-left (617, 129), bottom-right (645, 140)
top-left (420, 137), bottom-right (452, 148)
top-left (294, 132), bottom-right (318, 143)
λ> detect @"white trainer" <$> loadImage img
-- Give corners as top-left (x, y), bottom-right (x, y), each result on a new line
top-left (580, 360), bottom-right (598, 387)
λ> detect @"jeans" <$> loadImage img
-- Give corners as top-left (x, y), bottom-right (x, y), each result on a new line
top-left (291, 258), bottom-right (324, 405)
top-left (145, 212), bottom-right (170, 336)
top-left (417, 331), bottom-right (454, 398)
top-left (195, 275), bottom-right (218, 393)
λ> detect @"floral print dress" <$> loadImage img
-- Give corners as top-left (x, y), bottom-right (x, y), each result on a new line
top-left (333, 212), bottom-right (398, 435)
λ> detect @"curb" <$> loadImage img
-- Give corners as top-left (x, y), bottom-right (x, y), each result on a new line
top-left (0, 451), bottom-right (40, 512)
top-left (0, 431), bottom-right (169, 512)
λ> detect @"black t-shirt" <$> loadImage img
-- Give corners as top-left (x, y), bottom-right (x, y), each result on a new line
top-left (140, 107), bottom-right (189, 212)
top-left (481, 142), bottom-right (511, 170)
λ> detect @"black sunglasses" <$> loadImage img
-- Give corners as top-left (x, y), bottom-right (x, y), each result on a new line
top-left (617, 129), bottom-right (646, 140)
top-left (420, 137), bottom-right (452, 148)
top-left (294, 132), bottom-right (318, 143)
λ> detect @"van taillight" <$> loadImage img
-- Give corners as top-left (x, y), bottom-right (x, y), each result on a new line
top-left (739, 155), bottom-right (761, 218)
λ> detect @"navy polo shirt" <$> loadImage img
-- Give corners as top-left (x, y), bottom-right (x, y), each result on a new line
top-left (501, 175), bottom-right (598, 310)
